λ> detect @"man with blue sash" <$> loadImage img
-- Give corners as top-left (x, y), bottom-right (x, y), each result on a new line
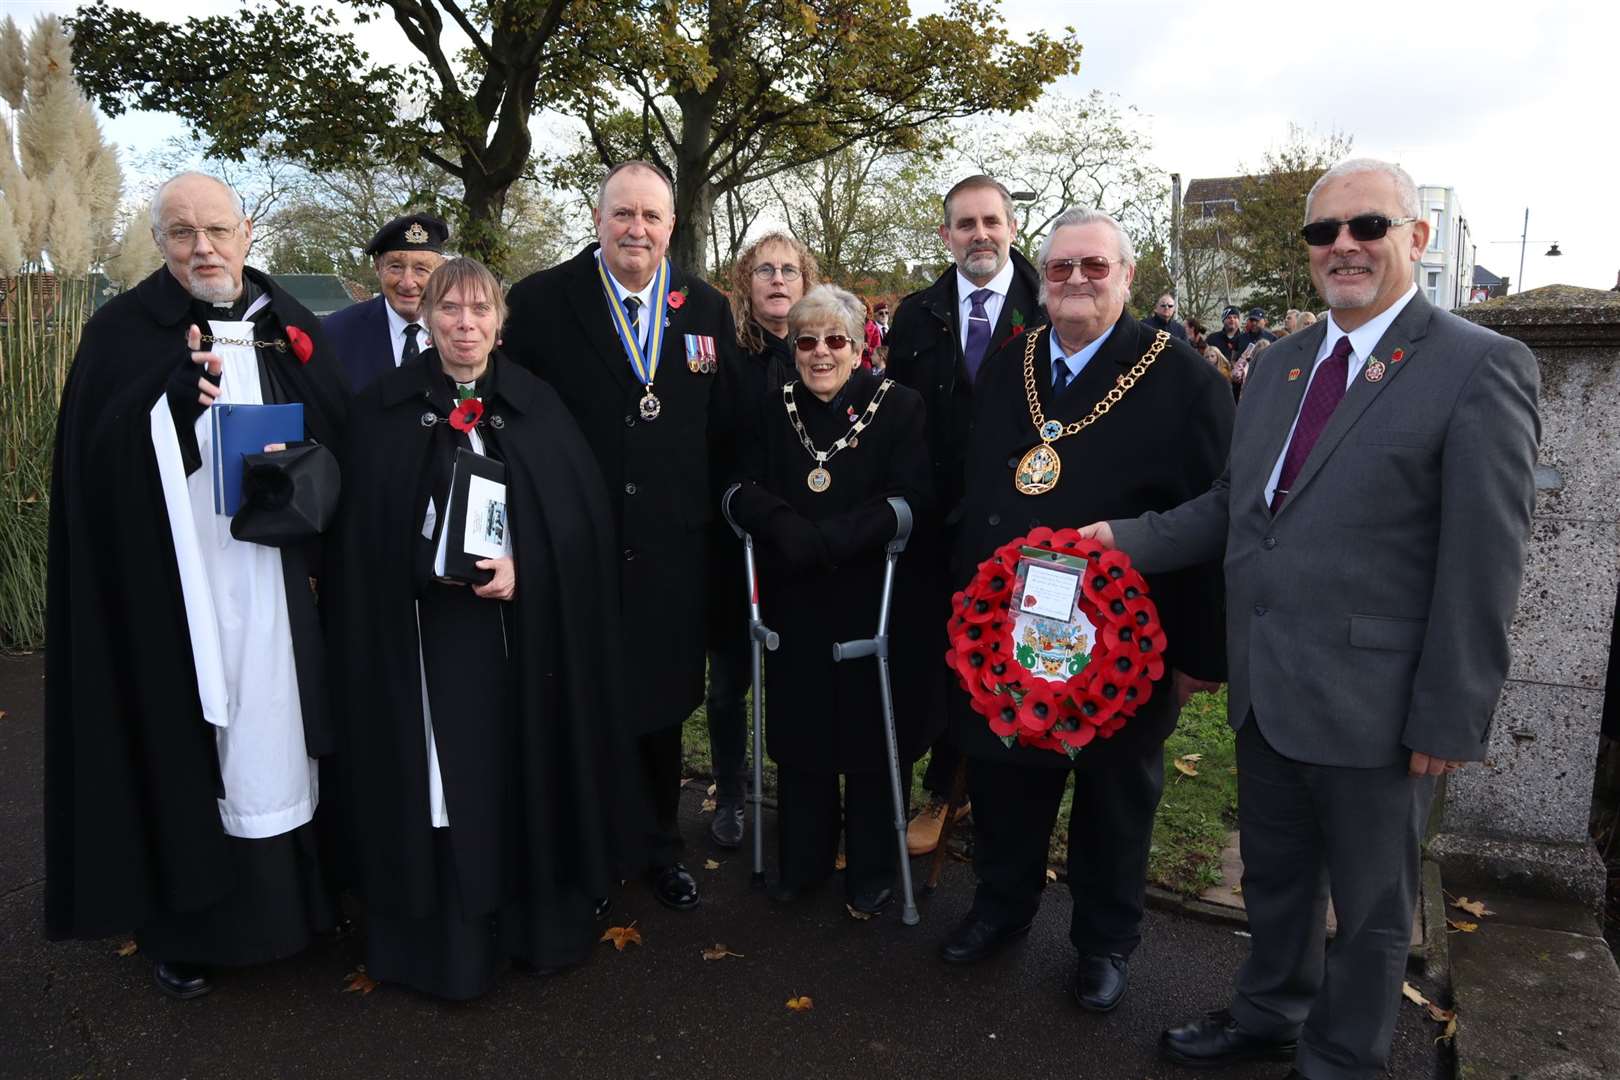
top-left (504, 161), bottom-right (740, 912)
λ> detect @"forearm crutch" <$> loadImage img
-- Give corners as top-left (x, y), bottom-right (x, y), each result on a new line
top-left (721, 484), bottom-right (779, 888)
top-left (831, 496), bottom-right (919, 926)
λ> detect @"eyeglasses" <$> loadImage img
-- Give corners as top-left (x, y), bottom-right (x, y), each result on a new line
top-left (752, 262), bottom-right (802, 281)
top-left (795, 333), bottom-right (851, 352)
top-left (1043, 256), bottom-right (1116, 283)
top-left (161, 222), bottom-right (243, 247)
top-left (1299, 214), bottom-right (1417, 247)
top-left (1155, 301), bottom-right (1175, 310)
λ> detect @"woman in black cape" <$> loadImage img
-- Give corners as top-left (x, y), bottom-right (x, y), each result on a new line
top-left (329, 258), bottom-right (635, 999)
top-left (729, 284), bottom-right (938, 917)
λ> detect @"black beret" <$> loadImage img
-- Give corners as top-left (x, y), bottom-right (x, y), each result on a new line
top-left (365, 213), bottom-right (449, 256)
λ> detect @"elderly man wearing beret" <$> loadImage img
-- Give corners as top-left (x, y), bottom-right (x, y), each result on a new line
top-left (324, 213), bottom-right (450, 390)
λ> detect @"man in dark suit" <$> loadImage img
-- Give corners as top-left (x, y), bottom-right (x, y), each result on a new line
top-left (886, 175), bottom-right (1045, 856)
top-left (940, 207), bottom-right (1233, 1013)
top-left (322, 214), bottom-right (448, 390)
top-left (503, 161), bottom-right (738, 912)
top-left (1143, 293), bottom-right (1189, 340)
top-left (1089, 159), bottom-right (1540, 1080)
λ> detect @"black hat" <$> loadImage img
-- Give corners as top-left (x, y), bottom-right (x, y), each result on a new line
top-left (1246, 307), bottom-right (1266, 321)
top-left (1221, 305), bottom-right (1241, 318)
top-left (365, 213), bottom-right (449, 257)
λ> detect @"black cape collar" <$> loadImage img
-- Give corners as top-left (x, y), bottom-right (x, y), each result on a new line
top-left (382, 347), bottom-right (536, 416)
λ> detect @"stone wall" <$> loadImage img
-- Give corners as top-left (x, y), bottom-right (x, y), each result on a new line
top-left (1431, 285), bottom-right (1620, 907)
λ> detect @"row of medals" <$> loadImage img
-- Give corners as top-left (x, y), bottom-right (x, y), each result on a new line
top-left (636, 352), bottom-right (719, 423)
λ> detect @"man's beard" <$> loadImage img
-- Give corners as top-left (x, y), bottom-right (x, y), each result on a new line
top-left (187, 262), bottom-right (241, 303)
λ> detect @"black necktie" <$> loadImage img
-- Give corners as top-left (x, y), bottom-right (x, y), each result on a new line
top-left (1052, 356), bottom-right (1072, 393)
top-left (403, 323), bottom-right (421, 365)
top-left (623, 296), bottom-right (642, 347)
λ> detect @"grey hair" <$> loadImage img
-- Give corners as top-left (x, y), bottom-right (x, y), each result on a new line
top-left (787, 284), bottom-right (866, 343)
top-left (1305, 158), bottom-right (1420, 220)
top-left (1037, 207), bottom-right (1136, 270)
top-left (149, 172), bottom-right (245, 232)
top-left (596, 160), bottom-right (675, 212)
top-left (421, 257), bottom-right (509, 333)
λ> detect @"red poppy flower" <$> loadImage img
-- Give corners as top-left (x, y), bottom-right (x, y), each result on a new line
top-left (449, 397), bottom-right (484, 432)
top-left (667, 289), bottom-right (687, 310)
top-left (1052, 717), bottom-right (1097, 752)
top-left (285, 324), bottom-right (314, 364)
top-left (987, 698), bottom-right (1021, 738)
top-left (1016, 679), bottom-right (1065, 736)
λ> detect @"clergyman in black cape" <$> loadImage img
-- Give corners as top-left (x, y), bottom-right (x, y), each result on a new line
top-left (44, 172), bottom-right (349, 1000)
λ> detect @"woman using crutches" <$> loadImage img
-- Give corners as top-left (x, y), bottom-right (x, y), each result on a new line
top-left (726, 285), bottom-right (934, 919)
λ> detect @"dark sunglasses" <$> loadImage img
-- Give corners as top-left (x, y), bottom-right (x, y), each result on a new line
top-left (795, 333), bottom-right (851, 352)
top-left (1300, 214), bottom-right (1417, 247)
top-left (1043, 256), bottom-right (1116, 283)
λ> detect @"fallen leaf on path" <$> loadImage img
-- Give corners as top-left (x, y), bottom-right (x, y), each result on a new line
top-left (115, 940), bottom-right (138, 957)
top-left (1425, 1003), bottom-right (1455, 1023)
top-left (1173, 756), bottom-right (1200, 778)
top-left (1451, 896), bottom-right (1493, 918)
top-left (704, 858), bottom-right (721, 870)
top-left (1180, 753), bottom-right (1204, 763)
top-left (701, 944), bottom-right (743, 961)
top-left (1446, 918), bottom-right (1479, 933)
top-left (343, 968), bottom-right (377, 995)
top-left (1045, 868), bottom-right (1057, 883)
top-left (1231, 884), bottom-right (1243, 895)
top-left (701, 798), bottom-right (718, 813)
top-left (1401, 981), bottom-right (1430, 1008)
top-left (707, 783), bottom-right (718, 797)
top-left (1437, 1016), bottom-right (1458, 1044)
top-left (600, 922), bottom-right (642, 951)
top-left (834, 852), bottom-right (847, 871)
top-left (786, 995), bottom-right (814, 1012)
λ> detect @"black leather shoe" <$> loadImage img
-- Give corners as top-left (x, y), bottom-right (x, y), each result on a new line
top-left (649, 863), bottom-right (699, 911)
top-left (153, 961), bottom-right (212, 1000)
top-left (1159, 1009), bottom-right (1298, 1067)
top-left (709, 801), bottom-right (744, 849)
top-left (846, 887), bottom-right (893, 920)
top-left (1071, 953), bottom-right (1128, 1012)
top-left (938, 914), bottom-right (1033, 964)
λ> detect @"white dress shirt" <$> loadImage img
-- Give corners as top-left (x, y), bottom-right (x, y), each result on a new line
top-left (383, 299), bottom-right (428, 368)
top-left (956, 258), bottom-right (1016, 354)
top-left (1263, 285), bottom-right (1418, 505)
top-left (1049, 323), bottom-right (1116, 388)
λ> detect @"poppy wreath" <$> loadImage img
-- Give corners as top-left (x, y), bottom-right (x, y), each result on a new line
top-left (944, 526), bottom-right (1166, 758)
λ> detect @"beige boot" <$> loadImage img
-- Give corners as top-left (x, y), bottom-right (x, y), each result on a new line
top-left (906, 798), bottom-right (970, 857)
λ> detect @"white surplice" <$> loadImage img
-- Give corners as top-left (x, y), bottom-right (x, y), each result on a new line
top-left (147, 304), bottom-right (318, 839)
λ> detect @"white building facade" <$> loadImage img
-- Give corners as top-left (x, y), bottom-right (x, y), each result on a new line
top-left (1415, 185), bottom-right (1475, 309)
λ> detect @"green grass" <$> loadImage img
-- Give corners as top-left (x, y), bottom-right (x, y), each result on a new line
top-left (681, 679), bottom-right (1239, 897)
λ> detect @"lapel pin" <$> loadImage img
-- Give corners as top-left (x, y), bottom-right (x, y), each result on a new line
top-left (1391, 347), bottom-right (1405, 363)
top-left (1364, 359), bottom-right (1386, 383)
top-left (1287, 367), bottom-right (1302, 381)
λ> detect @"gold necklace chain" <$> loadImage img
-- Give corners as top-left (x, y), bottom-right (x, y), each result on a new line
top-left (1023, 327), bottom-right (1169, 444)
top-left (201, 333), bottom-right (287, 352)
top-left (783, 377), bottom-right (894, 464)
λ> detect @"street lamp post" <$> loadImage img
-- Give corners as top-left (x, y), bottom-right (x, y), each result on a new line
top-left (1493, 208), bottom-right (1562, 294)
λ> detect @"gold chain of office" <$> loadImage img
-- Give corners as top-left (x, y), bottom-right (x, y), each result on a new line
top-left (784, 377), bottom-right (894, 493)
top-left (1013, 328), bottom-right (1169, 496)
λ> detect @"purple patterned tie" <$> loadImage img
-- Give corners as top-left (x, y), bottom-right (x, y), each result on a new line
top-left (1270, 335), bottom-right (1352, 513)
top-left (963, 288), bottom-right (993, 381)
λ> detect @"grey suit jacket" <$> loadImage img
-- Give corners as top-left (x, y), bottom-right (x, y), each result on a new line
top-left (1112, 295), bottom-right (1539, 767)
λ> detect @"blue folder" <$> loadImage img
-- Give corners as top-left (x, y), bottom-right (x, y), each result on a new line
top-left (210, 403), bottom-right (304, 515)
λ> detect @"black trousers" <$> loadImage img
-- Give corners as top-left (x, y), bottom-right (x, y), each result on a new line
top-left (636, 724), bottom-right (686, 869)
top-left (919, 733), bottom-right (962, 800)
top-left (704, 633), bottom-right (751, 803)
top-left (1230, 718), bottom-right (1434, 1080)
top-left (777, 767), bottom-right (897, 898)
top-left (966, 744), bottom-right (1166, 957)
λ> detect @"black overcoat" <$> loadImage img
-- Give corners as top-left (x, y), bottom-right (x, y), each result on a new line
top-left (729, 370), bottom-right (940, 772)
top-left (328, 350), bottom-right (636, 919)
top-left (951, 314), bottom-right (1234, 769)
top-left (504, 245), bottom-right (740, 734)
top-left (44, 265), bottom-right (347, 940)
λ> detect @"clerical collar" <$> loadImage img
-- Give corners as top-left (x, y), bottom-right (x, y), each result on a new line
top-left (195, 274), bottom-right (264, 322)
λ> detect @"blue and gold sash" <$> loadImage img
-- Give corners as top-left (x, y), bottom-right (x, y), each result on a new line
top-left (596, 253), bottom-right (671, 392)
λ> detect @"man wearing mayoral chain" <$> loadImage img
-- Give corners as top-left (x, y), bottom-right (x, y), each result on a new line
top-left (504, 160), bottom-right (740, 913)
top-left (44, 172), bottom-right (348, 999)
top-left (939, 206), bottom-right (1233, 1015)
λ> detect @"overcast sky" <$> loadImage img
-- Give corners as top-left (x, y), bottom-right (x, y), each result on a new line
top-left (16, 0), bottom-right (1609, 292)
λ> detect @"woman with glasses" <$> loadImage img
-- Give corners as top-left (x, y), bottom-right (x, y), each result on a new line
top-left (726, 284), bottom-right (933, 918)
top-left (703, 234), bottom-right (823, 851)
top-left (330, 258), bottom-right (633, 999)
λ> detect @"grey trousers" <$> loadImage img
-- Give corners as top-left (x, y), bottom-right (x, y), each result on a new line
top-left (1230, 718), bottom-right (1435, 1080)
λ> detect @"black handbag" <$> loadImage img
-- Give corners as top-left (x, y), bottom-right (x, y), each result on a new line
top-left (230, 441), bottom-right (341, 547)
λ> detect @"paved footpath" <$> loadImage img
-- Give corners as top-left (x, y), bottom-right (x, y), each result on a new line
top-left (0, 653), bottom-right (1444, 1079)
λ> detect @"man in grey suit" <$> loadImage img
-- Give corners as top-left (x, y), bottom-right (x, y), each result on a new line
top-left (1082, 158), bottom-right (1539, 1080)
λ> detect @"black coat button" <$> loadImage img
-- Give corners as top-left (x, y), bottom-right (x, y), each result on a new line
top-left (1253, 604), bottom-right (1267, 616)
top-left (623, 548), bottom-right (636, 561)
top-left (1007, 456), bottom-right (1018, 468)
top-left (624, 414), bottom-right (636, 427)
top-left (625, 482), bottom-right (637, 495)
top-left (988, 513), bottom-right (1001, 526)
top-left (1262, 536), bottom-right (1277, 550)
top-left (1028, 519), bottom-right (1040, 530)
